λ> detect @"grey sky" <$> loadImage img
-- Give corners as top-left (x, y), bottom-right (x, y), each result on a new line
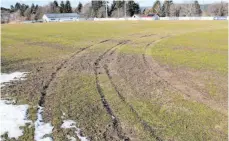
top-left (1, 0), bottom-right (224, 8)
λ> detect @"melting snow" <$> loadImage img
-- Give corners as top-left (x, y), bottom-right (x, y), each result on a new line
top-left (0, 100), bottom-right (31, 140)
top-left (1, 72), bottom-right (27, 87)
top-left (0, 72), bottom-right (30, 140)
top-left (34, 106), bottom-right (53, 141)
top-left (61, 120), bottom-right (89, 141)
top-left (67, 135), bottom-right (76, 141)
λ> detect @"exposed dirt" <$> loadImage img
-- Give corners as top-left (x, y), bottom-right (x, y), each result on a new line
top-left (93, 41), bottom-right (130, 141)
top-left (143, 44), bottom-right (227, 115)
top-left (140, 34), bottom-right (156, 38)
top-left (1, 35), bottom-right (227, 141)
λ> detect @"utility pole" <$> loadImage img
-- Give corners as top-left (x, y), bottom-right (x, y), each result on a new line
top-left (105, 1), bottom-right (108, 18)
top-left (124, 0), bottom-right (127, 18)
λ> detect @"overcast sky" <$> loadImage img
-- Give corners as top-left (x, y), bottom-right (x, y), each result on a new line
top-left (1, 0), bottom-right (224, 8)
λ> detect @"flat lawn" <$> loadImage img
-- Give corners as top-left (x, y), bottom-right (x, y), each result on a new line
top-left (1, 21), bottom-right (228, 141)
top-left (150, 29), bottom-right (228, 73)
top-left (2, 21), bottom-right (227, 71)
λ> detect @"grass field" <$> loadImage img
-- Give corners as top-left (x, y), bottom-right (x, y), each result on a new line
top-left (1, 21), bottom-right (228, 141)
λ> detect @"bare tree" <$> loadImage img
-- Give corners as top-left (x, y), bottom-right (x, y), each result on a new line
top-left (24, 8), bottom-right (32, 20)
top-left (170, 4), bottom-right (181, 16)
top-left (110, 6), bottom-right (125, 17)
top-left (179, 0), bottom-right (200, 16)
top-left (34, 6), bottom-right (44, 20)
top-left (82, 3), bottom-right (93, 18)
top-left (97, 6), bottom-right (106, 18)
top-left (208, 2), bottom-right (228, 16)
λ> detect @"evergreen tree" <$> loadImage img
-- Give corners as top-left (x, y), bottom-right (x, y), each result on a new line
top-left (194, 0), bottom-right (202, 16)
top-left (76, 2), bottom-right (83, 13)
top-left (53, 0), bottom-right (59, 7)
top-left (142, 8), bottom-right (146, 14)
top-left (60, 1), bottom-right (65, 13)
top-left (10, 5), bottom-right (15, 12)
top-left (91, 1), bottom-right (104, 17)
top-left (127, 1), bottom-right (140, 17)
top-left (152, 0), bottom-right (161, 15)
top-left (31, 3), bottom-right (35, 14)
top-left (109, 1), bottom-right (116, 16)
top-left (20, 4), bottom-right (29, 16)
top-left (161, 0), bottom-right (173, 17)
top-left (34, 6), bottom-right (43, 20)
top-left (15, 2), bottom-right (21, 11)
top-left (35, 5), bottom-right (39, 12)
top-left (65, 0), bottom-right (72, 13)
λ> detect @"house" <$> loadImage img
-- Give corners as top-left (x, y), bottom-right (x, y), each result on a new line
top-left (145, 14), bottom-right (159, 20)
top-left (42, 13), bottom-right (80, 22)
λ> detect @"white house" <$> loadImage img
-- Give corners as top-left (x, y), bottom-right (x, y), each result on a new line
top-left (42, 13), bottom-right (80, 22)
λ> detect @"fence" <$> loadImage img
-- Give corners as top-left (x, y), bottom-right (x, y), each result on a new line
top-left (93, 16), bottom-right (228, 21)
top-left (17, 16), bottom-right (228, 24)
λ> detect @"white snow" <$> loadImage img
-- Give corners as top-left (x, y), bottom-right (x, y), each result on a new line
top-left (67, 135), bottom-right (76, 141)
top-left (0, 100), bottom-right (31, 140)
top-left (61, 120), bottom-right (89, 141)
top-left (1, 72), bottom-right (27, 87)
top-left (34, 106), bottom-right (53, 141)
top-left (61, 120), bottom-right (76, 129)
top-left (0, 71), bottom-right (53, 140)
top-left (0, 72), bottom-right (30, 140)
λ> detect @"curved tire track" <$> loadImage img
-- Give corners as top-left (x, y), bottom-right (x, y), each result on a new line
top-left (141, 35), bottom-right (193, 98)
top-left (93, 41), bottom-right (130, 141)
top-left (38, 39), bottom-right (110, 107)
top-left (103, 65), bottom-right (163, 141)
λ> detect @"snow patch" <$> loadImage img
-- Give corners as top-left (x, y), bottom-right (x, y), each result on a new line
top-left (0, 100), bottom-right (31, 140)
top-left (61, 120), bottom-right (89, 141)
top-left (67, 135), bottom-right (76, 141)
top-left (34, 106), bottom-right (53, 141)
top-left (1, 72), bottom-right (27, 87)
top-left (0, 72), bottom-right (31, 140)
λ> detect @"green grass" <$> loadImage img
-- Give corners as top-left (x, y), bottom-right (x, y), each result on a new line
top-left (1, 21), bottom-right (228, 141)
top-left (149, 29), bottom-right (228, 73)
top-left (108, 74), bottom-right (228, 141)
top-left (2, 21), bottom-right (227, 71)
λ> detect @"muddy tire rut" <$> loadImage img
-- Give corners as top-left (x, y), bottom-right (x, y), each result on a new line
top-left (103, 65), bottom-right (163, 141)
top-left (93, 41), bottom-right (130, 141)
top-left (38, 39), bottom-right (111, 107)
top-left (98, 39), bottom-right (164, 140)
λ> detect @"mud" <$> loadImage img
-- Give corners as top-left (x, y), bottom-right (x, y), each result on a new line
top-left (2, 34), bottom-right (227, 141)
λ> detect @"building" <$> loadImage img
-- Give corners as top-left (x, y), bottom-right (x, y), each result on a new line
top-left (143, 14), bottom-right (160, 20)
top-left (42, 13), bottom-right (80, 22)
top-left (132, 13), bottom-right (159, 20)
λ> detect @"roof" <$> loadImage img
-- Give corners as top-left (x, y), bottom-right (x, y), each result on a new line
top-left (44, 13), bottom-right (79, 18)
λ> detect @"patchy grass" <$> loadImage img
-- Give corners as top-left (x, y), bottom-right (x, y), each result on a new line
top-left (45, 72), bottom-right (112, 140)
top-left (1, 21), bottom-right (227, 141)
top-left (2, 21), bottom-right (227, 71)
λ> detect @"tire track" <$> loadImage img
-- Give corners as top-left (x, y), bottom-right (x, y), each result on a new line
top-left (103, 65), bottom-right (163, 141)
top-left (140, 34), bottom-right (156, 38)
top-left (142, 35), bottom-right (227, 115)
top-left (93, 40), bottom-right (130, 141)
top-left (142, 35), bottom-right (171, 68)
top-left (38, 39), bottom-right (110, 107)
top-left (141, 35), bottom-right (190, 97)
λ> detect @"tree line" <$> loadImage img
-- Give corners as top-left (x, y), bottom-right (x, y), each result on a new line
top-left (1, 0), bottom-right (228, 23)
top-left (5, 0), bottom-right (140, 21)
top-left (144, 0), bottom-right (228, 17)
top-left (8, 0), bottom-right (76, 20)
